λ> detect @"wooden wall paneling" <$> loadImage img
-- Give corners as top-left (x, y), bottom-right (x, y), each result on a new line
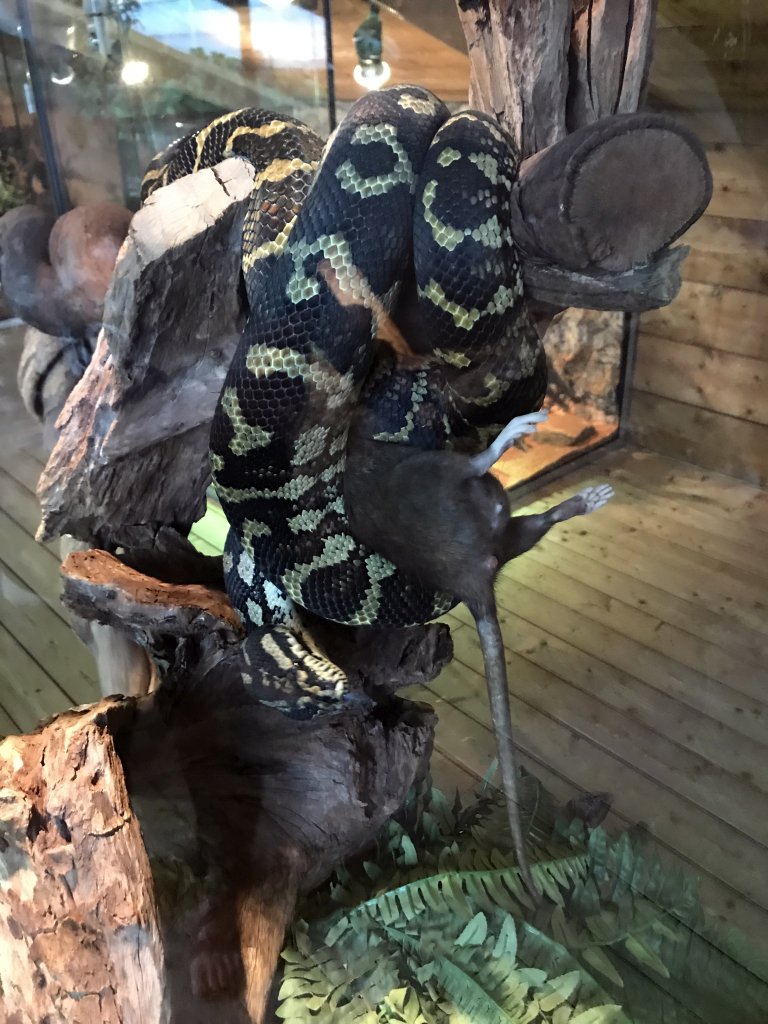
top-left (662, 109), bottom-right (766, 146)
top-left (704, 143), bottom-right (768, 221)
top-left (0, 623), bottom-right (74, 733)
top-left (657, 0), bottom-right (768, 29)
top-left (0, 700), bottom-right (18, 738)
top-left (429, 653), bottom-right (768, 915)
top-left (465, 573), bottom-right (768, 721)
top-left (634, 335), bottom-right (768, 425)
top-left (418, 674), bottom-right (768, 943)
top-left (632, 1), bottom-right (768, 484)
top-left (447, 617), bottom-right (768, 855)
top-left (679, 216), bottom-right (768, 293)
top-left (654, 24), bottom-right (768, 64)
top-left (630, 391), bottom-right (768, 487)
top-left (640, 280), bottom-right (768, 357)
top-left (648, 61), bottom-right (768, 113)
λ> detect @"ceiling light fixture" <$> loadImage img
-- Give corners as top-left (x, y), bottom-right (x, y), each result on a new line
top-left (51, 67), bottom-right (75, 85)
top-left (121, 59), bottom-right (149, 86)
top-left (260, 0), bottom-right (295, 9)
top-left (353, 3), bottom-right (391, 91)
top-left (353, 59), bottom-right (390, 90)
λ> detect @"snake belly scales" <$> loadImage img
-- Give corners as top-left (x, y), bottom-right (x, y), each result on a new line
top-left (141, 86), bottom-right (547, 718)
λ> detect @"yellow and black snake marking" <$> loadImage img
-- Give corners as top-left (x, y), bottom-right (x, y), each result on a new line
top-left (142, 88), bottom-right (546, 718)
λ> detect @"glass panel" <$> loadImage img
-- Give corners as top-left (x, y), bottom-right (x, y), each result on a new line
top-left (330, 0), bottom-right (470, 115)
top-left (21, 0), bottom-right (330, 209)
top-left (2, 3), bottom-right (767, 1020)
top-left (0, 13), bottom-right (48, 214)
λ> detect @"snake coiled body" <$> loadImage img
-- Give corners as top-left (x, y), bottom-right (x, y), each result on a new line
top-left (142, 87), bottom-right (546, 716)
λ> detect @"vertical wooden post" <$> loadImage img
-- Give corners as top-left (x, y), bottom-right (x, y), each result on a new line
top-left (456, 0), bottom-right (658, 157)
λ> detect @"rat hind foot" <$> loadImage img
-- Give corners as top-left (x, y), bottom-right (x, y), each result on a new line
top-left (535, 482), bottom-right (614, 529)
top-left (576, 483), bottom-right (614, 514)
top-left (470, 408), bottom-right (549, 475)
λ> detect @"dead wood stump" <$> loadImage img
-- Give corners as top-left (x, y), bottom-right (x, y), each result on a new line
top-left (0, 692), bottom-right (438, 1023)
top-left (36, 157), bottom-right (255, 547)
top-left (0, 549), bottom-right (449, 1023)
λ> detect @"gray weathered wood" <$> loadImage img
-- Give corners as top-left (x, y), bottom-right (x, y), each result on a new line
top-left (36, 158), bottom-right (254, 546)
top-left (457, 0), bottom-right (571, 157)
top-left (456, 0), bottom-right (658, 158)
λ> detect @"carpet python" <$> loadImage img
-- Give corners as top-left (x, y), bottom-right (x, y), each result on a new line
top-left (142, 87), bottom-right (546, 717)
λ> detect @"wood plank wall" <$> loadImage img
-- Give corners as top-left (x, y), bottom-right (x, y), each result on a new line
top-left (631, 1), bottom-right (768, 485)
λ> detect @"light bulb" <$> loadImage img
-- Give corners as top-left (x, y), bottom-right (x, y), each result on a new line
top-left (51, 67), bottom-right (75, 85)
top-left (260, 0), bottom-right (294, 8)
top-left (121, 59), bottom-right (149, 86)
top-left (353, 60), bottom-right (391, 91)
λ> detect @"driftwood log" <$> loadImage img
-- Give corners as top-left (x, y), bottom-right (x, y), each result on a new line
top-left (36, 158), bottom-right (255, 547)
top-left (1, 548), bottom-right (450, 1022)
top-left (1, 4), bottom-right (715, 1022)
top-left (0, 690), bottom-right (442, 1023)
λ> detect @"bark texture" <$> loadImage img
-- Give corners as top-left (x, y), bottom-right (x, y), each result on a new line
top-left (36, 158), bottom-right (254, 546)
top-left (0, 682), bottom-right (438, 1023)
top-left (456, 0), bottom-right (658, 158)
top-left (0, 704), bottom-right (166, 1023)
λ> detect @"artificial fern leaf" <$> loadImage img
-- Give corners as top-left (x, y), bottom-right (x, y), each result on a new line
top-left (588, 829), bottom-right (609, 884)
top-left (581, 948), bottom-right (624, 989)
top-left (324, 915), bottom-right (350, 946)
top-left (384, 986), bottom-right (428, 1024)
top-left (569, 1006), bottom-right (626, 1024)
top-left (399, 835), bottom-right (419, 867)
top-left (539, 970), bottom-right (582, 1010)
top-left (515, 966), bottom-right (548, 987)
top-left (280, 779), bottom-right (768, 1024)
top-left (456, 911), bottom-right (488, 947)
top-left (624, 935), bottom-right (671, 979)
top-left (551, 904), bottom-right (585, 950)
top-left (553, 1005), bottom-right (573, 1024)
top-left (425, 954), bottom-right (520, 1024)
top-left (492, 914), bottom-right (518, 960)
top-left (520, 998), bottom-right (542, 1023)
top-left (363, 861), bottom-right (383, 881)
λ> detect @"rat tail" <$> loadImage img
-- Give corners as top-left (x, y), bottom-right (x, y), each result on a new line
top-left (473, 601), bottom-right (538, 901)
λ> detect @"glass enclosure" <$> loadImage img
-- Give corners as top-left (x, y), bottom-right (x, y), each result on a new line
top-left (0, 1), bottom-right (767, 1022)
top-left (0, 14), bottom-right (47, 211)
top-left (0, 0), bottom-right (330, 210)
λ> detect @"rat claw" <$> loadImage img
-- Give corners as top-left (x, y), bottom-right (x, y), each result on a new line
top-left (470, 409), bottom-right (549, 474)
top-left (577, 484), bottom-right (614, 513)
top-left (500, 410), bottom-right (548, 440)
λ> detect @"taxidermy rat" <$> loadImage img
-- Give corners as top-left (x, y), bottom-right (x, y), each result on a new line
top-left (346, 409), bottom-right (614, 896)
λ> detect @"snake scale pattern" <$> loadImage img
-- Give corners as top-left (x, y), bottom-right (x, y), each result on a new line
top-left (142, 86), bottom-right (546, 717)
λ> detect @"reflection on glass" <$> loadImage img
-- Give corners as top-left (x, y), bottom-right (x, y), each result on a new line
top-left (0, 21), bottom-right (47, 216)
top-left (22, 0), bottom-right (329, 208)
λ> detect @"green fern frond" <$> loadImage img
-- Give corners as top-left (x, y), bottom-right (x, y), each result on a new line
top-left (279, 779), bottom-right (768, 1024)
